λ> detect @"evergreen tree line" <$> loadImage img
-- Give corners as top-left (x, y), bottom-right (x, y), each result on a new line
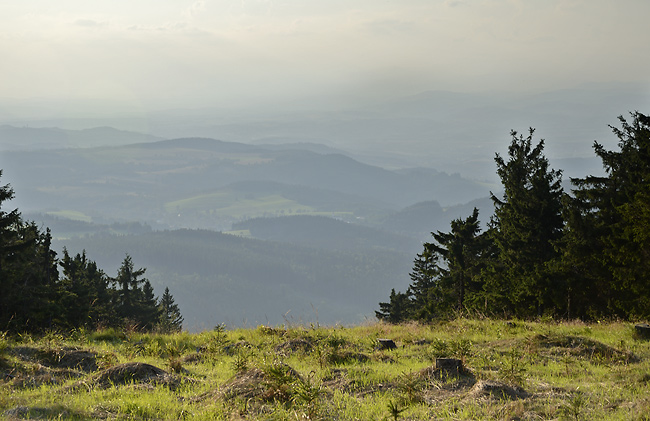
top-left (377, 112), bottom-right (650, 322)
top-left (0, 178), bottom-right (183, 333)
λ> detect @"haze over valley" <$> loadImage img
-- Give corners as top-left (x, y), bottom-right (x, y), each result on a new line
top-left (1, 0), bottom-right (649, 329)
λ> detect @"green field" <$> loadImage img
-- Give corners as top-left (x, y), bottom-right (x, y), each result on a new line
top-left (46, 210), bottom-right (92, 223)
top-left (164, 191), bottom-right (353, 221)
top-left (2, 319), bottom-right (650, 420)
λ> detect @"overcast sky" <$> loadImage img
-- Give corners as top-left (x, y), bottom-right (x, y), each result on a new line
top-left (2, 0), bottom-right (649, 110)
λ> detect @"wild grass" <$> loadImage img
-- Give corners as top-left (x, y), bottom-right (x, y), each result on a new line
top-left (1, 319), bottom-right (650, 420)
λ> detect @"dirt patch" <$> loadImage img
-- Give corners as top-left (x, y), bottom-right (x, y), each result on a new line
top-left (532, 334), bottom-right (638, 364)
top-left (320, 368), bottom-right (391, 397)
top-left (274, 339), bottom-right (313, 356)
top-left (3, 405), bottom-right (76, 420)
top-left (321, 368), bottom-right (356, 393)
top-left (216, 368), bottom-right (269, 400)
top-left (181, 352), bottom-right (203, 364)
top-left (10, 367), bottom-right (83, 389)
top-left (77, 362), bottom-right (184, 390)
top-left (200, 363), bottom-right (304, 403)
top-left (466, 380), bottom-right (528, 400)
top-left (11, 346), bottom-right (98, 372)
top-left (327, 350), bottom-right (370, 364)
top-left (223, 341), bottom-right (253, 356)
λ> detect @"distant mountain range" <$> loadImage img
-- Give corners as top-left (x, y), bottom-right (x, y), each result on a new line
top-left (3, 84), bottom-right (639, 328)
top-left (2, 135), bottom-right (493, 233)
top-left (0, 125), bottom-right (163, 150)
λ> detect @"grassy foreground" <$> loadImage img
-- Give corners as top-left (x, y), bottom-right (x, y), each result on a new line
top-left (1, 319), bottom-right (650, 420)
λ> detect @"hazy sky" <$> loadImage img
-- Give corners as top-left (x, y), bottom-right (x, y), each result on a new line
top-left (2, 0), bottom-right (649, 110)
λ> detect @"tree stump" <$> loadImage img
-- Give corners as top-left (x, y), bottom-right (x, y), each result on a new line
top-left (436, 358), bottom-right (463, 375)
top-left (635, 324), bottom-right (650, 339)
top-left (376, 339), bottom-right (397, 350)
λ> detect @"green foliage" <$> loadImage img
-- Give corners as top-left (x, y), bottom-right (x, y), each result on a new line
top-left (380, 112), bottom-right (650, 322)
top-left (487, 128), bottom-right (565, 317)
top-left (377, 209), bottom-right (489, 323)
top-left (386, 399), bottom-right (406, 421)
top-left (560, 391), bottom-right (588, 421)
top-left (158, 287), bottom-right (184, 333)
top-left (498, 346), bottom-right (527, 386)
top-left (561, 112), bottom-right (650, 319)
top-left (0, 170), bottom-right (183, 333)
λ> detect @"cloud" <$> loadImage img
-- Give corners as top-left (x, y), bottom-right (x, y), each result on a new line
top-left (363, 18), bottom-right (420, 36)
top-left (184, 0), bottom-right (207, 19)
top-left (445, 0), bottom-right (466, 7)
top-left (73, 18), bottom-right (106, 28)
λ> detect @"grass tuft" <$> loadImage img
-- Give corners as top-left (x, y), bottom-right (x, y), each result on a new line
top-left (1, 320), bottom-right (649, 419)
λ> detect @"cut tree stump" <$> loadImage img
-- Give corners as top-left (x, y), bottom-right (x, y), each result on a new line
top-left (635, 324), bottom-right (650, 339)
top-left (436, 358), bottom-right (463, 375)
top-left (376, 339), bottom-right (397, 350)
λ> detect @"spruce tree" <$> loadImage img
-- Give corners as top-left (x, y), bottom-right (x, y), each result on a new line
top-left (59, 249), bottom-right (112, 328)
top-left (487, 129), bottom-right (564, 317)
top-left (158, 287), bottom-right (183, 333)
top-left (406, 250), bottom-right (441, 320)
top-left (113, 254), bottom-right (153, 329)
top-left (563, 112), bottom-right (650, 318)
top-left (426, 208), bottom-right (487, 314)
top-left (375, 289), bottom-right (411, 323)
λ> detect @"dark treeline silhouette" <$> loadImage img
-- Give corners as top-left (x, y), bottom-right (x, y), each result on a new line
top-left (378, 112), bottom-right (650, 322)
top-left (0, 176), bottom-right (182, 333)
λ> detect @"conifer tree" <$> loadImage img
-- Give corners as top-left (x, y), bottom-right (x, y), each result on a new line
top-left (59, 249), bottom-right (112, 328)
top-left (487, 129), bottom-right (564, 317)
top-left (158, 287), bottom-right (183, 332)
top-left (563, 112), bottom-right (650, 318)
top-left (375, 289), bottom-right (410, 323)
top-left (426, 208), bottom-right (487, 313)
top-left (113, 254), bottom-right (159, 329)
top-left (378, 209), bottom-right (489, 322)
top-left (406, 250), bottom-right (441, 320)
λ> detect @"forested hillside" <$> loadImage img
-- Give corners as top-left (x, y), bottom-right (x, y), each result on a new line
top-left (55, 229), bottom-right (413, 329)
top-left (0, 175), bottom-right (182, 333)
top-left (2, 137), bottom-right (489, 231)
top-left (232, 214), bottom-right (420, 253)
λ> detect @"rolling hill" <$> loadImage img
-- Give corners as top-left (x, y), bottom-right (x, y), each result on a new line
top-left (2, 137), bottom-right (490, 231)
top-left (54, 229), bottom-right (414, 329)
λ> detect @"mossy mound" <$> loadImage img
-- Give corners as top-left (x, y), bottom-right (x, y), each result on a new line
top-left (532, 334), bottom-right (638, 364)
top-left (274, 339), bottom-right (313, 356)
top-left (11, 346), bottom-right (98, 372)
top-left (466, 380), bottom-right (529, 401)
top-left (203, 363), bottom-right (304, 403)
top-left (75, 362), bottom-right (186, 390)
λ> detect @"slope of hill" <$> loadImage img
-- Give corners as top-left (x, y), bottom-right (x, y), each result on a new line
top-left (54, 229), bottom-right (414, 329)
top-left (0, 125), bottom-right (163, 150)
top-left (2, 137), bottom-right (490, 230)
top-left (233, 214), bottom-right (421, 254)
top-left (380, 196), bottom-right (495, 237)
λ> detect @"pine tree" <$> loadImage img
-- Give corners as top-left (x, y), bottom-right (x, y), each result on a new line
top-left (426, 208), bottom-right (487, 314)
top-left (139, 280), bottom-right (160, 330)
top-left (113, 254), bottom-right (155, 329)
top-left (0, 171), bottom-right (23, 328)
top-left (158, 287), bottom-right (183, 333)
top-left (406, 250), bottom-right (441, 320)
top-left (378, 209), bottom-right (489, 322)
top-left (59, 249), bottom-right (112, 328)
top-left (375, 289), bottom-right (411, 323)
top-left (487, 129), bottom-right (564, 317)
top-left (0, 172), bottom-right (61, 330)
top-left (563, 112), bottom-right (650, 318)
